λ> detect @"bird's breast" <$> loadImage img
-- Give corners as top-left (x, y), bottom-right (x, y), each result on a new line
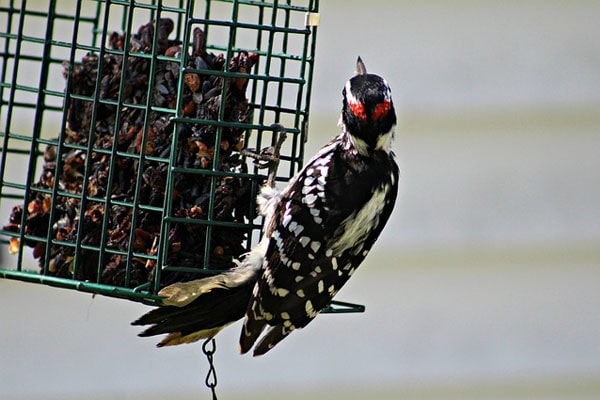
top-left (329, 180), bottom-right (393, 255)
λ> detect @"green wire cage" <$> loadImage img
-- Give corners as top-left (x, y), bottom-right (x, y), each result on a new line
top-left (0, 0), bottom-right (364, 313)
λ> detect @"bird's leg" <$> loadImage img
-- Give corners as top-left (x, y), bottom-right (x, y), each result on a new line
top-left (242, 123), bottom-right (287, 188)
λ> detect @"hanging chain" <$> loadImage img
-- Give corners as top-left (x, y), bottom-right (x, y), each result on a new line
top-left (202, 338), bottom-right (218, 400)
top-left (198, 126), bottom-right (286, 400)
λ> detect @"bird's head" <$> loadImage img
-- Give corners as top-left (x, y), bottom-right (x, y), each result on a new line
top-left (340, 57), bottom-right (396, 155)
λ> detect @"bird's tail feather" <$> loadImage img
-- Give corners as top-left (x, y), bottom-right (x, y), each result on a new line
top-left (253, 325), bottom-right (290, 356)
top-left (239, 311), bottom-right (267, 355)
top-left (132, 252), bottom-right (263, 347)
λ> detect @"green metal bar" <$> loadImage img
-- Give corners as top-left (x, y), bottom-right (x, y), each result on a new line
top-left (254, 0), bottom-right (278, 157)
top-left (210, 0), bottom-right (310, 13)
top-left (184, 66), bottom-right (306, 84)
top-left (0, 52), bottom-right (75, 65)
top-left (90, 1), bottom-right (102, 48)
top-left (2, 181), bottom-right (32, 191)
top-left (0, 194), bottom-right (23, 200)
top-left (196, 0), bottom-right (237, 272)
top-left (170, 166), bottom-right (267, 180)
top-left (202, 0), bottom-right (211, 36)
top-left (0, 270), bottom-right (162, 305)
top-left (0, 7), bottom-right (97, 23)
top-left (92, 0), bottom-right (185, 14)
top-left (164, 215), bottom-right (261, 229)
top-left (38, 0), bottom-right (84, 283)
top-left (275, 0), bottom-right (288, 130)
top-left (298, 0), bottom-right (319, 173)
top-left (7, 0), bottom-right (36, 273)
top-left (288, 0), bottom-right (305, 178)
top-left (96, 1), bottom-right (138, 286)
top-left (155, 0), bottom-right (195, 295)
top-left (68, 0), bottom-right (115, 281)
top-left (0, 82), bottom-right (52, 93)
top-left (169, 116), bottom-right (300, 134)
top-left (0, 34), bottom-right (79, 53)
top-left (241, 0), bottom-right (267, 250)
top-left (123, 0), bottom-right (169, 287)
top-left (188, 17), bottom-right (308, 35)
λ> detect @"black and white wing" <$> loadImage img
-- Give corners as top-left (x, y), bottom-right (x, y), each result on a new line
top-left (240, 136), bottom-right (399, 355)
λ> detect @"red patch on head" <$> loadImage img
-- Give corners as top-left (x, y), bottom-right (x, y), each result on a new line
top-left (373, 99), bottom-right (391, 121)
top-left (348, 101), bottom-right (367, 122)
top-left (349, 100), bottom-right (367, 123)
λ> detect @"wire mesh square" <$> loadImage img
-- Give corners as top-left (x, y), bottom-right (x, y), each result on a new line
top-left (0, 0), bottom-right (319, 305)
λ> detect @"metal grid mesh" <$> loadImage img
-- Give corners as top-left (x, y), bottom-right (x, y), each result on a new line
top-left (0, 0), bottom-right (320, 305)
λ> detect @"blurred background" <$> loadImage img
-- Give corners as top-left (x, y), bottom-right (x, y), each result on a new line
top-left (2, 0), bottom-right (600, 399)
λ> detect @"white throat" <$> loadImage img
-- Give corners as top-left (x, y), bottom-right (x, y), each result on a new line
top-left (339, 117), bottom-right (395, 156)
top-left (375, 124), bottom-right (395, 153)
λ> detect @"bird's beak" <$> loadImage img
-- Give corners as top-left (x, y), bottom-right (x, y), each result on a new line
top-left (356, 56), bottom-right (367, 75)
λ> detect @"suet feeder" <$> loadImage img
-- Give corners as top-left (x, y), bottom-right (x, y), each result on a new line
top-left (0, 0), bottom-right (363, 314)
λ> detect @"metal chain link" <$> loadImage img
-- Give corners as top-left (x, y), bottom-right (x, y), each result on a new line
top-left (202, 338), bottom-right (218, 400)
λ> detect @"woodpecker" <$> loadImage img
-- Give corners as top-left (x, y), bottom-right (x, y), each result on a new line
top-left (133, 57), bottom-right (399, 356)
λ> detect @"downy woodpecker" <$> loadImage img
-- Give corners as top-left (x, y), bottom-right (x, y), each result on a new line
top-left (133, 57), bottom-right (399, 356)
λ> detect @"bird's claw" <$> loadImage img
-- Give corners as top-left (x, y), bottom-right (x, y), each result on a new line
top-left (242, 124), bottom-right (287, 187)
